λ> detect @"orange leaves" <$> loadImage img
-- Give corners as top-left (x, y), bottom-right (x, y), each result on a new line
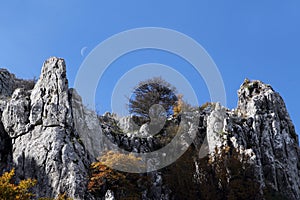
top-left (88, 151), bottom-right (148, 198)
top-left (88, 161), bottom-right (123, 192)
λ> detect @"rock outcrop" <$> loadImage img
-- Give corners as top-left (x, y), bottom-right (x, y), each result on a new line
top-left (199, 79), bottom-right (300, 199)
top-left (0, 58), bottom-right (92, 199)
top-left (236, 80), bottom-right (300, 199)
top-left (0, 58), bottom-right (299, 200)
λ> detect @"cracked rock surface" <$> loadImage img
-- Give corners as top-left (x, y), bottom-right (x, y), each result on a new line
top-left (0, 57), bottom-right (92, 199)
top-left (236, 80), bottom-right (300, 199)
top-left (201, 79), bottom-right (300, 199)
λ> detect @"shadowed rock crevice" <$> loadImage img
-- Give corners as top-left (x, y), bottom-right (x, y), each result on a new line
top-left (0, 119), bottom-right (12, 174)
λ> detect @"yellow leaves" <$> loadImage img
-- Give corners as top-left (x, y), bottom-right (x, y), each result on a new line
top-left (173, 94), bottom-right (183, 117)
top-left (0, 168), bottom-right (36, 200)
top-left (98, 151), bottom-right (144, 172)
top-left (224, 146), bottom-right (231, 153)
top-left (89, 153), bottom-right (125, 192)
top-left (0, 169), bottom-right (73, 200)
top-left (55, 193), bottom-right (73, 200)
top-left (15, 179), bottom-right (37, 200)
top-left (88, 151), bottom-right (147, 197)
top-left (0, 168), bottom-right (15, 184)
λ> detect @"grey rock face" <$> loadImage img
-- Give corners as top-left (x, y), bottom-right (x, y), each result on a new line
top-left (0, 68), bottom-right (16, 97)
top-left (206, 103), bottom-right (227, 154)
top-left (204, 79), bottom-right (300, 199)
top-left (117, 116), bottom-right (139, 133)
top-left (30, 57), bottom-right (71, 127)
top-left (0, 57), bottom-right (92, 199)
top-left (70, 88), bottom-right (104, 159)
top-left (0, 68), bottom-right (35, 99)
top-left (139, 123), bottom-right (150, 137)
top-left (236, 79), bottom-right (300, 199)
top-left (12, 126), bottom-right (89, 198)
top-left (2, 88), bottom-right (31, 138)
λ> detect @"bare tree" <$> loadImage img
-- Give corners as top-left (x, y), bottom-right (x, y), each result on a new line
top-left (128, 77), bottom-right (177, 123)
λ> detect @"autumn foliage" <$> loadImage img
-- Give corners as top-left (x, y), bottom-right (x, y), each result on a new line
top-left (173, 94), bottom-right (183, 117)
top-left (0, 168), bottom-right (36, 200)
top-left (88, 151), bottom-right (149, 199)
top-left (0, 169), bottom-right (73, 200)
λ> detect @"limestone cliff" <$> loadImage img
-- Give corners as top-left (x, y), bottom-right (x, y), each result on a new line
top-left (0, 57), bottom-right (299, 200)
top-left (0, 58), bottom-right (92, 199)
top-left (200, 79), bottom-right (300, 199)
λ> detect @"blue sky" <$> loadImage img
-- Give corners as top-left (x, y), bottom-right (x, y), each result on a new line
top-left (0, 1), bottom-right (299, 135)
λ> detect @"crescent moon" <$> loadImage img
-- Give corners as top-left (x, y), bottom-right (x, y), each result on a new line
top-left (80, 47), bottom-right (88, 57)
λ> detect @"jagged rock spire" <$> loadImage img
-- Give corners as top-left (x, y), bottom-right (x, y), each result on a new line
top-left (0, 57), bottom-right (92, 199)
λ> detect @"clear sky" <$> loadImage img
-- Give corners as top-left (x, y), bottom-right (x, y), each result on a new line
top-left (0, 1), bottom-right (299, 135)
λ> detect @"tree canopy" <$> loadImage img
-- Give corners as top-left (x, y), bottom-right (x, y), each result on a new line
top-left (128, 77), bottom-right (178, 123)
